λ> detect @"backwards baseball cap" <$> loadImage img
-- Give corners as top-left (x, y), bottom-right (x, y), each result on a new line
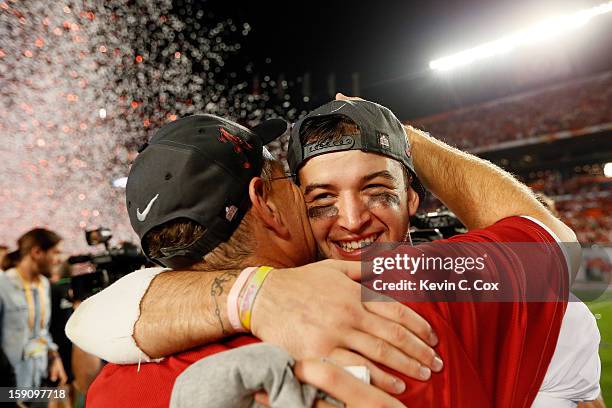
top-left (287, 99), bottom-right (426, 201)
top-left (126, 114), bottom-right (287, 268)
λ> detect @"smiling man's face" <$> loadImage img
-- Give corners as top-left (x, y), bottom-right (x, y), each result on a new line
top-left (299, 149), bottom-right (419, 261)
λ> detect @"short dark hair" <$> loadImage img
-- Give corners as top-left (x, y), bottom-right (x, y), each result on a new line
top-left (301, 115), bottom-right (360, 145)
top-left (17, 228), bottom-right (62, 258)
top-left (300, 115), bottom-right (412, 187)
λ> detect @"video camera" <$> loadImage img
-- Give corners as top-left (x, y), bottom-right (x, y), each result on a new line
top-left (68, 227), bottom-right (147, 301)
top-left (410, 209), bottom-right (466, 244)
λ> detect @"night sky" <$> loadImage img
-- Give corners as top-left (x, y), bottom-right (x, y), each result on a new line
top-left (202, 0), bottom-right (612, 118)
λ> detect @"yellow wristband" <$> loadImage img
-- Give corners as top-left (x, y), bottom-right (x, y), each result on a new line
top-left (238, 266), bottom-right (274, 331)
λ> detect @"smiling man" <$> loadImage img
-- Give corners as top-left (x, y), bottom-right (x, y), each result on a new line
top-left (300, 150), bottom-right (414, 259)
top-left (286, 98), bottom-right (600, 407)
top-left (294, 115), bottom-right (419, 261)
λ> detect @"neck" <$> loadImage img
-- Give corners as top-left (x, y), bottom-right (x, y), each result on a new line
top-left (16, 260), bottom-right (39, 283)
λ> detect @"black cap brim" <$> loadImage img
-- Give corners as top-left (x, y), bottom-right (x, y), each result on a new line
top-left (251, 118), bottom-right (289, 144)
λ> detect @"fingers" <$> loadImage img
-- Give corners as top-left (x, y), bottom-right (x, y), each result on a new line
top-left (327, 348), bottom-right (406, 395)
top-left (315, 259), bottom-right (442, 376)
top-left (364, 301), bottom-right (436, 346)
top-left (342, 329), bottom-right (433, 381)
top-left (295, 359), bottom-right (405, 408)
top-left (363, 302), bottom-right (441, 366)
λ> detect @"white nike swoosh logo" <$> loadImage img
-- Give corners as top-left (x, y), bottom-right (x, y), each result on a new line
top-left (136, 194), bottom-right (159, 222)
top-left (330, 103), bottom-right (347, 113)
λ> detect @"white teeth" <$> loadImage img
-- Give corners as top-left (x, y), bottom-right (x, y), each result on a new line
top-left (338, 235), bottom-right (377, 252)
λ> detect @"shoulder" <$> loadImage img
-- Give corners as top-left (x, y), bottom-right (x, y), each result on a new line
top-left (0, 270), bottom-right (18, 293)
top-left (446, 216), bottom-right (560, 244)
top-left (0, 272), bottom-right (9, 286)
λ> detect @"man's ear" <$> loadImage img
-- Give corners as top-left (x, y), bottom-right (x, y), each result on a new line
top-left (407, 187), bottom-right (420, 216)
top-left (248, 177), bottom-right (290, 238)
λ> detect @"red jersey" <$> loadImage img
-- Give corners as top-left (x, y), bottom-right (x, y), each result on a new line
top-left (387, 216), bottom-right (568, 407)
top-left (87, 216), bottom-right (567, 407)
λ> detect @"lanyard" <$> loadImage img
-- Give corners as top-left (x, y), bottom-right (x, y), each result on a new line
top-left (18, 273), bottom-right (46, 332)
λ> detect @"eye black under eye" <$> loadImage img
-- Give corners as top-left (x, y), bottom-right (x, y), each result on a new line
top-left (368, 192), bottom-right (401, 206)
top-left (308, 205), bottom-right (338, 219)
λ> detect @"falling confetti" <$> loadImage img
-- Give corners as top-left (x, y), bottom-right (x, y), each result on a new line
top-left (0, 0), bottom-right (305, 254)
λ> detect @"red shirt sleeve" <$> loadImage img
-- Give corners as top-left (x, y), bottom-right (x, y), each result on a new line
top-left (86, 336), bottom-right (261, 408)
top-left (388, 216), bottom-right (568, 407)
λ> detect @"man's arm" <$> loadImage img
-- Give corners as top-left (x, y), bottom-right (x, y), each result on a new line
top-left (142, 261), bottom-right (439, 384)
top-left (405, 125), bottom-right (576, 240)
top-left (134, 269), bottom-right (239, 357)
top-left (67, 261), bottom-right (439, 393)
top-left (404, 125), bottom-right (580, 273)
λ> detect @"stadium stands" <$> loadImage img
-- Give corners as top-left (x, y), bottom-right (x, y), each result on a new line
top-left (410, 70), bottom-right (612, 152)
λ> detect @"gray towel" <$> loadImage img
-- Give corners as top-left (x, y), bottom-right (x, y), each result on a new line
top-left (170, 343), bottom-right (318, 408)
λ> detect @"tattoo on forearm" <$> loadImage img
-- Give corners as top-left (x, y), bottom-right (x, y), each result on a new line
top-left (211, 271), bottom-right (239, 335)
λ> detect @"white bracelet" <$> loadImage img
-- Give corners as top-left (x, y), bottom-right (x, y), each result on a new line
top-left (226, 267), bottom-right (257, 332)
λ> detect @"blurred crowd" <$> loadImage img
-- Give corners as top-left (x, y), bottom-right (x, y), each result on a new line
top-left (526, 169), bottom-right (611, 244)
top-left (411, 70), bottom-right (612, 150)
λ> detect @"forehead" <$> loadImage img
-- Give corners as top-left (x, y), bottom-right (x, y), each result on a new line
top-left (299, 150), bottom-right (404, 187)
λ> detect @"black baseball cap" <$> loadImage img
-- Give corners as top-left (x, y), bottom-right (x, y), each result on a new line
top-left (126, 114), bottom-right (288, 268)
top-left (287, 99), bottom-right (426, 202)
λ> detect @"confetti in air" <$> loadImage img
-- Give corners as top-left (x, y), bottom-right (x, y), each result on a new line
top-left (0, 0), bottom-right (302, 253)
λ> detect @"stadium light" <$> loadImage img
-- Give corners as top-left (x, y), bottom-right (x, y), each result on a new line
top-left (604, 162), bottom-right (612, 178)
top-left (430, 1), bottom-right (612, 71)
